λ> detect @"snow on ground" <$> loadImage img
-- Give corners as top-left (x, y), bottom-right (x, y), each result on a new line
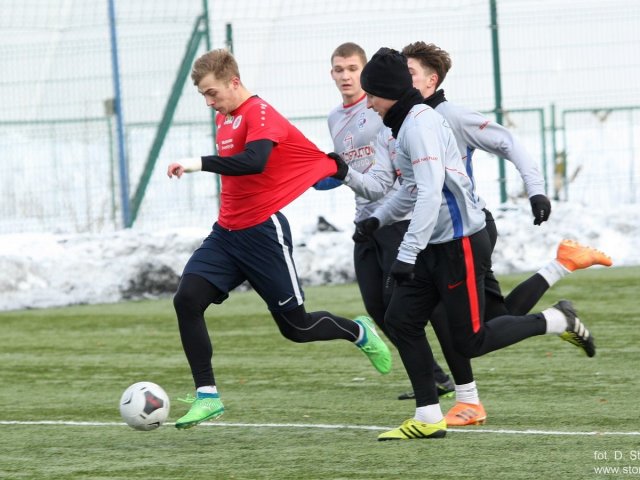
top-left (1, 199), bottom-right (638, 312)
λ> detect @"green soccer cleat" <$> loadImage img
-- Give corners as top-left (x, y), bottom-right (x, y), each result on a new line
top-left (354, 316), bottom-right (392, 374)
top-left (436, 378), bottom-right (456, 398)
top-left (175, 392), bottom-right (224, 430)
top-left (378, 418), bottom-right (447, 441)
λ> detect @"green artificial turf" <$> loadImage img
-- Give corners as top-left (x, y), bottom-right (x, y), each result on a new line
top-left (1, 267), bottom-right (638, 479)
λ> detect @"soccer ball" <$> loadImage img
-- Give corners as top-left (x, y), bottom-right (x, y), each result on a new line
top-left (119, 381), bottom-right (170, 431)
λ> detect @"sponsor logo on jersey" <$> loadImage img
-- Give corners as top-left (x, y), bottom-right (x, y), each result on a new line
top-left (223, 114), bottom-right (234, 125)
top-left (219, 138), bottom-right (234, 151)
top-left (356, 111), bottom-right (367, 130)
top-left (342, 144), bottom-right (375, 162)
top-left (412, 155), bottom-right (439, 165)
top-left (341, 143), bottom-right (376, 172)
top-left (232, 115), bottom-right (243, 129)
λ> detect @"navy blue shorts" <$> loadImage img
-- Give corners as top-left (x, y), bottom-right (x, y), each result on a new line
top-left (182, 212), bottom-right (305, 312)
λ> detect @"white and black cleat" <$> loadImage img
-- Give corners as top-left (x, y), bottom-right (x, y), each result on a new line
top-left (555, 300), bottom-right (596, 357)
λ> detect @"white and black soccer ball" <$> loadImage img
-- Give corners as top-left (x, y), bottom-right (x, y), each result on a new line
top-left (119, 381), bottom-right (170, 431)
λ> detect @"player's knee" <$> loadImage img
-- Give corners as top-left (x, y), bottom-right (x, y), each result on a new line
top-left (275, 318), bottom-right (313, 343)
top-left (452, 338), bottom-right (483, 358)
top-left (173, 274), bottom-right (226, 316)
top-left (173, 288), bottom-right (193, 314)
top-left (271, 308), bottom-right (314, 343)
top-left (173, 282), bottom-right (205, 317)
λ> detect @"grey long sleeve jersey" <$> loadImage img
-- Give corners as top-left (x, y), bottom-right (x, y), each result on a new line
top-left (349, 104), bottom-right (486, 265)
top-left (344, 99), bottom-right (546, 210)
top-left (328, 95), bottom-right (410, 223)
top-left (438, 100), bottom-right (546, 206)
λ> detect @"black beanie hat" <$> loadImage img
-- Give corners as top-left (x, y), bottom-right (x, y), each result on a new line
top-left (360, 47), bottom-right (413, 100)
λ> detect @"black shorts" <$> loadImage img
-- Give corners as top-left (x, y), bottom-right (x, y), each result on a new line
top-left (385, 228), bottom-right (493, 338)
top-left (182, 211), bottom-right (304, 312)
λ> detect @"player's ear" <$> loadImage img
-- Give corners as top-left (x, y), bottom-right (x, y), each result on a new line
top-left (431, 72), bottom-right (439, 88)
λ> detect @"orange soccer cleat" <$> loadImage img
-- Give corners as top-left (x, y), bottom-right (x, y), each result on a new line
top-left (556, 239), bottom-right (613, 272)
top-left (445, 402), bottom-right (487, 426)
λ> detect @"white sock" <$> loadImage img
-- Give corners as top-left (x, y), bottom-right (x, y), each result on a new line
top-left (415, 404), bottom-right (444, 424)
top-left (196, 385), bottom-right (218, 395)
top-left (537, 259), bottom-right (570, 287)
top-left (454, 381), bottom-right (480, 405)
top-left (542, 306), bottom-right (568, 334)
top-left (355, 324), bottom-right (365, 345)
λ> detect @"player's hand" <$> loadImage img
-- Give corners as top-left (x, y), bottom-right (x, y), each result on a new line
top-left (530, 194), bottom-right (551, 225)
top-left (167, 162), bottom-right (185, 179)
top-left (352, 217), bottom-right (380, 243)
top-left (390, 259), bottom-right (415, 285)
top-left (328, 152), bottom-right (348, 180)
top-left (167, 158), bottom-right (202, 179)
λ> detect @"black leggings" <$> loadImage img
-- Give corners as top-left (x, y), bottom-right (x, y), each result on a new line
top-left (354, 221), bottom-right (450, 384)
top-left (429, 210), bottom-right (551, 385)
top-left (174, 274), bottom-right (359, 388)
top-left (387, 224), bottom-right (549, 407)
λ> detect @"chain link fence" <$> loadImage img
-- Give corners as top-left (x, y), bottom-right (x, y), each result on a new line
top-left (1, 0), bottom-right (639, 234)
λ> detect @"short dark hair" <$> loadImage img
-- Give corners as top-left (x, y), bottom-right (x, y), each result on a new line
top-left (401, 42), bottom-right (452, 88)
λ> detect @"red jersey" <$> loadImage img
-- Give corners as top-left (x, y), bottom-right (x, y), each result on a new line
top-left (215, 96), bottom-right (337, 230)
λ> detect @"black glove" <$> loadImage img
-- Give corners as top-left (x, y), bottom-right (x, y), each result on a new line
top-left (328, 152), bottom-right (348, 180)
top-left (390, 259), bottom-right (415, 285)
top-left (352, 217), bottom-right (380, 243)
top-left (529, 194), bottom-right (551, 225)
